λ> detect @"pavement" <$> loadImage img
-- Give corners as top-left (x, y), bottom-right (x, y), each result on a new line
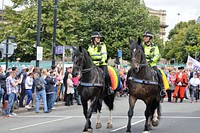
top-left (0, 101), bottom-right (66, 117)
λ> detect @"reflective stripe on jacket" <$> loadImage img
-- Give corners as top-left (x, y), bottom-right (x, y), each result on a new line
top-left (143, 42), bottom-right (160, 67)
top-left (88, 43), bottom-right (107, 66)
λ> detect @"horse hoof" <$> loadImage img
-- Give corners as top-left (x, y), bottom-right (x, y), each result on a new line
top-left (152, 120), bottom-right (159, 127)
top-left (107, 123), bottom-right (113, 129)
top-left (143, 131), bottom-right (150, 133)
top-left (96, 123), bottom-right (102, 129)
top-left (87, 128), bottom-right (93, 133)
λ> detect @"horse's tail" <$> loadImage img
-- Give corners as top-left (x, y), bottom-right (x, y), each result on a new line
top-left (103, 94), bottom-right (115, 111)
top-left (157, 102), bottom-right (161, 119)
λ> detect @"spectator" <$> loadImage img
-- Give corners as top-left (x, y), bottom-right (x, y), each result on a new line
top-left (57, 68), bottom-right (64, 101)
top-left (25, 72), bottom-right (34, 109)
top-left (63, 67), bottom-right (72, 106)
top-left (66, 74), bottom-right (74, 106)
top-left (0, 66), bottom-right (6, 108)
top-left (34, 71), bottom-right (48, 113)
top-left (18, 66), bottom-right (28, 107)
top-left (188, 72), bottom-right (200, 103)
top-left (173, 66), bottom-right (188, 102)
top-left (72, 75), bottom-right (81, 105)
top-left (5, 71), bottom-right (20, 118)
top-left (45, 71), bottom-right (56, 112)
top-left (168, 70), bottom-right (176, 102)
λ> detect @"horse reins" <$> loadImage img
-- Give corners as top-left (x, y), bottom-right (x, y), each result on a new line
top-left (73, 54), bottom-right (103, 87)
top-left (132, 57), bottom-right (148, 67)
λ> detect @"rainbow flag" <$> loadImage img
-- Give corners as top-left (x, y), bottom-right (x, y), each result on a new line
top-left (108, 66), bottom-right (122, 91)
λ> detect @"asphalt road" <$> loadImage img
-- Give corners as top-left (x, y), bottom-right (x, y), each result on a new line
top-left (0, 97), bottom-right (200, 133)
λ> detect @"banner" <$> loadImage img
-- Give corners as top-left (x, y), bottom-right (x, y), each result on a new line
top-left (186, 56), bottom-right (200, 70)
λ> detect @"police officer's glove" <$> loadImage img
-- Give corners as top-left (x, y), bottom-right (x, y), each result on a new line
top-left (149, 59), bottom-right (153, 64)
top-left (99, 61), bottom-right (104, 64)
top-left (146, 55), bottom-right (152, 59)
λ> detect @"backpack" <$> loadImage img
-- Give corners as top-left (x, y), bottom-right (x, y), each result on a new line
top-left (35, 77), bottom-right (44, 91)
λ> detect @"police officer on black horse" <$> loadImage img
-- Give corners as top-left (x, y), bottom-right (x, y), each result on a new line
top-left (143, 31), bottom-right (166, 97)
top-left (87, 31), bottom-right (114, 95)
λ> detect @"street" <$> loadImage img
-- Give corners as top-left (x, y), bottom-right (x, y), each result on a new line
top-left (0, 97), bottom-right (200, 133)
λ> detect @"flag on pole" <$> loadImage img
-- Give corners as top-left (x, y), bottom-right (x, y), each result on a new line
top-left (186, 55), bottom-right (200, 70)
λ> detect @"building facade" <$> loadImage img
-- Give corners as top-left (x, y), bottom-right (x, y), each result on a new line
top-left (147, 7), bottom-right (168, 40)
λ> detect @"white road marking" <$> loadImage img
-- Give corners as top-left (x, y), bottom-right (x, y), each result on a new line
top-left (15, 115), bottom-right (200, 119)
top-left (10, 115), bottom-right (200, 131)
top-left (110, 119), bottom-right (145, 132)
top-left (10, 116), bottom-right (72, 131)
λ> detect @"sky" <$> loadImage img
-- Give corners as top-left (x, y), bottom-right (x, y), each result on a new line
top-left (1, 0), bottom-right (200, 38)
top-left (145, 0), bottom-right (200, 38)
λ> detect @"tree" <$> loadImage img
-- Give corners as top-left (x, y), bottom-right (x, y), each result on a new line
top-left (162, 20), bottom-right (200, 63)
top-left (0, 0), bottom-right (160, 62)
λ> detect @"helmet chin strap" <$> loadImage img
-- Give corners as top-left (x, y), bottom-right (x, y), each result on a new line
top-left (94, 41), bottom-right (100, 45)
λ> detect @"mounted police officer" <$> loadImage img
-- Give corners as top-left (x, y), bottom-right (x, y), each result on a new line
top-left (143, 31), bottom-right (166, 97)
top-left (87, 31), bottom-right (114, 95)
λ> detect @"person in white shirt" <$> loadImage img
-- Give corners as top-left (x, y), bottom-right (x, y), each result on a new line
top-left (25, 72), bottom-right (34, 109)
top-left (66, 74), bottom-right (74, 106)
top-left (188, 72), bottom-right (200, 103)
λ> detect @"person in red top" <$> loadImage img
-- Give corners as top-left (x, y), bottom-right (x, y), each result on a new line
top-left (173, 66), bottom-right (188, 102)
top-left (72, 75), bottom-right (81, 105)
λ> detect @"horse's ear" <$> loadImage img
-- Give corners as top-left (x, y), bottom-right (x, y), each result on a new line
top-left (138, 37), bottom-right (141, 45)
top-left (129, 37), bottom-right (131, 44)
top-left (79, 46), bottom-right (83, 52)
top-left (129, 38), bottom-right (133, 49)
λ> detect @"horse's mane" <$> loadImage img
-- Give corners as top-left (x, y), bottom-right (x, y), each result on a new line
top-left (130, 37), bottom-right (146, 65)
top-left (130, 37), bottom-right (144, 52)
top-left (73, 46), bottom-right (94, 66)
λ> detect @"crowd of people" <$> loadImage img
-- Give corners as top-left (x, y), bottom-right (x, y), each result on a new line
top-left (162, 66), bottom-right (200, 103)
top-left (0, 65), bottom-right (83, 118)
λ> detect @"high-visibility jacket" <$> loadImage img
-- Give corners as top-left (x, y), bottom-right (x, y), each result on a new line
top-left (143, 42), bottom-right (160, 67)
top-left (88, 43), bottom-right (107, 66)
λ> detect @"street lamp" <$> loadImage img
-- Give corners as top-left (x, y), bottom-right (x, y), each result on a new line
top-left (6, 36), bottom-right (16, 70)
top-left (52, 0), bottom-right (58, 68)
top-left (177, 13), bottom-right (180, 22)
top-left (36, 0), bottom-right (42, 67)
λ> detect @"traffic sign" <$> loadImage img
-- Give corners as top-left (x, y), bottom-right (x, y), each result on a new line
top-left (118, 50), bottom-right (122, 58)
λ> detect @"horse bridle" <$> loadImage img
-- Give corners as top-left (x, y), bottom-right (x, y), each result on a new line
top-left (131, 57), bottom-right (148, 68)
top-left (73, 53), bottom-right (103, 87)
top-left (73, 53), bottom-right (97, 75)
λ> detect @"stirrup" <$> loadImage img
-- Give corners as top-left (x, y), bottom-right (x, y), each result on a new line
top-left (107, 87), bottom-right (114, 95)
top-left (160, 89), bottom-right (166, 98)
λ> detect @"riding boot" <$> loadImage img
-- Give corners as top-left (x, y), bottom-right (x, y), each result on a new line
top-left (160, 86), bottom-right (166, 98)
top-left (152, 66), bottom-right (166, 98)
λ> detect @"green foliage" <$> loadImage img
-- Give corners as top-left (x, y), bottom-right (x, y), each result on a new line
top-left (1, 0), bottom-right (160, 62)
top-left (163, 20), bottom-right (200, 63)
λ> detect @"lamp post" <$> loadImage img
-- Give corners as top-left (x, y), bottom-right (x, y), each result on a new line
top-left (6, 36), bottom-right (16, 70)
top-left (36, 0), bottom-right (42, 67)
top-left (52, 0), bottom-right (58, 67)
top-left (177, 13), bottom-right (180, 22)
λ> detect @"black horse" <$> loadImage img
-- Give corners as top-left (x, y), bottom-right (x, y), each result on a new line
top-left (126, 37), bottom-right (162, 133)
top-left (72, 46), bottom-right (115, 133)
